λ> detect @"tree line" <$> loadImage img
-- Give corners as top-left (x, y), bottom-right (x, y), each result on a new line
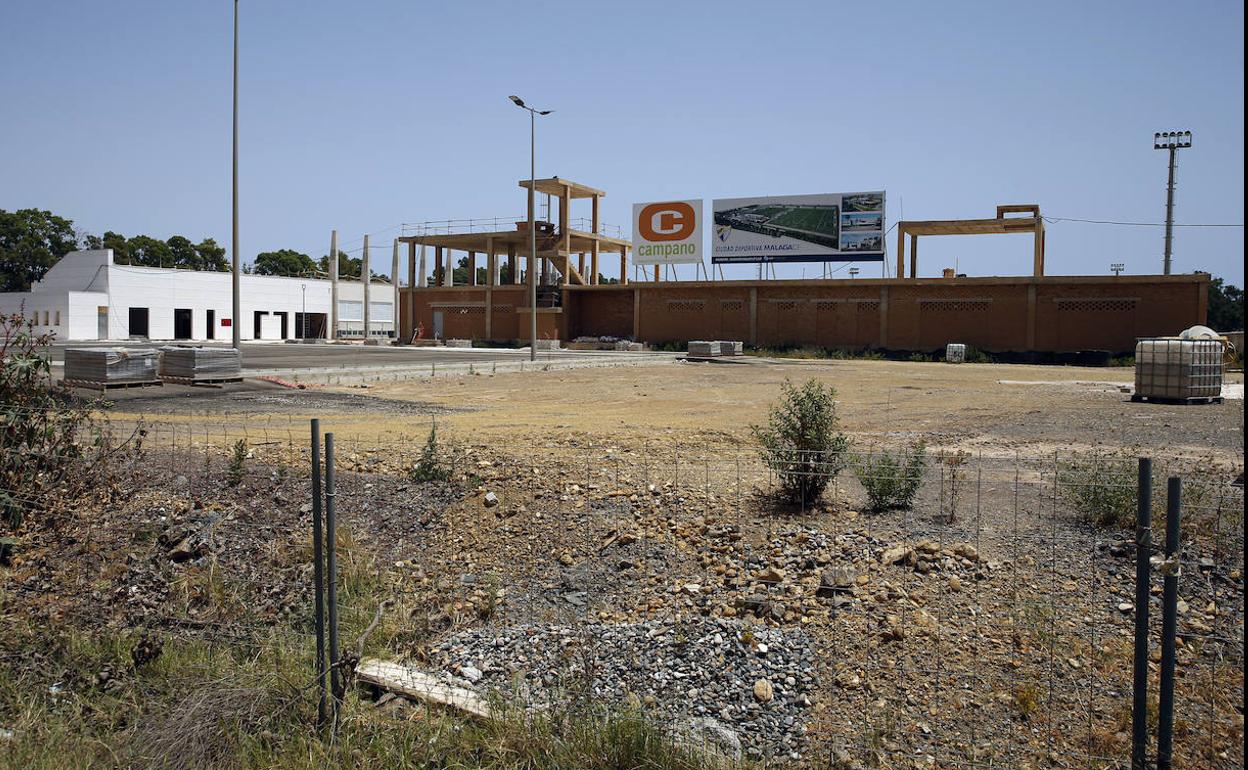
top-left (1, 207), bottom-right (1242, 331)
top-left (0, 208), bottom-right (364, 293)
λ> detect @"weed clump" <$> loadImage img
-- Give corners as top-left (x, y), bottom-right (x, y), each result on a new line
top-left (855, 442), bottom-right (926, 511)
top-left (409, 422), bottom-right (451, 483)
top-left (753, 378), bottom-right (849, 506)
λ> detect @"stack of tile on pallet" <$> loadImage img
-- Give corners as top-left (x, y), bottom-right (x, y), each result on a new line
top-left (159, 347), bottom-right (242, 380)
top-left (1134, 339), bottom-right (1222, 400)
top-left (688, 340), bottom-right (720, 357)
top-left (64, 348), bottom-right (159, 384)
top-left (716, 340), bottom-right (744, 356)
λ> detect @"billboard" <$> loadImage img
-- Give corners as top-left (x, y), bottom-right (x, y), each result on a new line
top-left (711, 192), bottom-right (885, 263)
top-left (632, 199), bottom-right (703, 265)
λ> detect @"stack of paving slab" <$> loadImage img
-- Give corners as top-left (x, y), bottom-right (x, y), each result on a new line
top-left (613, 340), bottom-right (645, 352)
top-left (688, 340), bottom-right (720, 357)
top-left (159, 346), bottom-right (242, 381)
top-left (688, 340), bottom-right (742, 357)
top-left (445, 339), bottom-right (473, 348)
top-left (534, 339), bottom-right (561, 351)
top-left (64, 348), bottom-right (160, 385)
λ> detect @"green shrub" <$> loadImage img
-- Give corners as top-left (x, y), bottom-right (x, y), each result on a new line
top-left (0, 312), bottom-right (97, 528)
top-left (753, 378), bottom-right (849, 506)
top-left (409, 422), bottom-right (451, 483)
top-left (227, 439), bottom-right (247, 487)
top-left (855, 442), bottom-right (926, 511)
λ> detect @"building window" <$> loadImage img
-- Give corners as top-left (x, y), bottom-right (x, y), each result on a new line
top-left (55, 311), bottom-right (61, 325)
top-left (43, 311), bottom-right (50, 325)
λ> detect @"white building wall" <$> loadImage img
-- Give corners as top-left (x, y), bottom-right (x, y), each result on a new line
top-left (0, 250), bottom-right (396, 342)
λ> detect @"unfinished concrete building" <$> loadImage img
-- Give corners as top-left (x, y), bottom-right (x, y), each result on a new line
top-left (398, 178), bottom-right (1209, 355)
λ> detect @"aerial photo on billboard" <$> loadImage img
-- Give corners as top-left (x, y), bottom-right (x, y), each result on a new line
top-left (712, 191), bottom-right (885, 263)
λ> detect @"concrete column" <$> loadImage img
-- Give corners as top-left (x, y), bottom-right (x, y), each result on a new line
top-left (908, 234), bottom-right (918, 279)
top-left (619, 247), bottom-right (627, 285)
top-left (443, 249), bottom-right (454, 287)
top-left (417, 244), bottom-right (427, 288)
top-left (329, 229), bottom-right (338, 340)
top-left (1026, 283), bottom-right (1037, 349)
top-left (879, 285), bottom-right (889, 348)
top-left (591, 194), bottom-right (601, 285)
top-left (468, 251), bottom-right (477, 287)
top-left (407, 241), bottom-right (417, 342)
top-left (632, 288), bottom-right (640, 340)
top-left (362, 234), bottom-right (371, 340)
top-left (391, 238), bottom-right (400, 340)
top-left (895, 228), bottom-right (905, 280)
top-left (434, 247), bottom-right (443, 286)
top-left (507, 243), bottom-right (517, 285)
top-left (748, 287), bottom-right (758, 345)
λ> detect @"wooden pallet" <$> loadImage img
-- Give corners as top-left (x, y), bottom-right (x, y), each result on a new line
top-left (160, 375), bottom-right (244, 387)
top-left (61, 378), bottom-right (163, 391)
top-left (1130, 394), bottom-right (1224, 405)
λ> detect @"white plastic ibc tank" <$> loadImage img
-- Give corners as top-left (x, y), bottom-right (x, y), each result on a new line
top-left (1134, 338), bottom-right (1223, 400)
top-left (945, 343), bottom-right (966, 363)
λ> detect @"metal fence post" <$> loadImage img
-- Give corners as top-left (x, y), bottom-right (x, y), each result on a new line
top-left (1157, 476), bottom-right (1182, 770)
top-left (1131, 457), bottom-right (1153, 770)
top-left (325, 432), bottom-right (341, 710)
top-left (311, 419), bottom-right (327, 729)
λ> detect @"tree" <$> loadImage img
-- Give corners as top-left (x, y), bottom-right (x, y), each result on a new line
top-left (254, 249), bottom-right (317, 276)
top-left (124, 235), bottom-right (172, 268)
top-left (194, 238), bottom-right (228, 272)
top-left (0, 209), bottom-right (79, 292)
top-left (101, 231), bottom-right (129, 263)
top-left (319, 250), bottom-right (361, 279)
top-left (1207, 277), bottom-right (1244, 331)
top-left (166, 235), bottom-right (199, 269)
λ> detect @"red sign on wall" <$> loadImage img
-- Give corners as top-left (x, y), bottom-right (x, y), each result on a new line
top-left (221, 318), bottom-right (232, 327)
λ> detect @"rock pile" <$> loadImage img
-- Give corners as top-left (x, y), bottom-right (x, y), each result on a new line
top-left (429, 618), bottom-right (817, 760)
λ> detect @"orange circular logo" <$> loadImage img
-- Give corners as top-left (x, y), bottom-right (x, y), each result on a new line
top-left (639, 202), bottom-right (696, 241)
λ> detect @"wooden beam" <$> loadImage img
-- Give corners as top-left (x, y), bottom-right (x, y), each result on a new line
top-left (355, 658), bottom-right (492, 720)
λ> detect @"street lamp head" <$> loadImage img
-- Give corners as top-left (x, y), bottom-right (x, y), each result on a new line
top-left (537, 109), bottom-right (552, 115)
top-left (508, 95), bottom-right (525, 108)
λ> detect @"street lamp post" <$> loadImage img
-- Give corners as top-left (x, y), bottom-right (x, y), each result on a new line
top-left (509, 95), bottom-right (552, 362)
top-left (231, 0), bottom-right (241, 352)
top-left (1153, 131), bottom-right (1192, 276)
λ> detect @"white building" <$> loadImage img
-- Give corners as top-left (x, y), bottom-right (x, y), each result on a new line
top-left (0, 249), bottom-right (395, 342)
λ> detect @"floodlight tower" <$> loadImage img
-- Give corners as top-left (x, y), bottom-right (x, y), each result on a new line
top-left (509, 95), bottom-right (552, 361)
top-left (1111, 263), bottom-right (1125, 277)
top-left (1153, 130), bottom-right (1192, 275)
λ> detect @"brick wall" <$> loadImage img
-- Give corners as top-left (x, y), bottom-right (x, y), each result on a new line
top-left (402, 275), bottom-right (1208, 354)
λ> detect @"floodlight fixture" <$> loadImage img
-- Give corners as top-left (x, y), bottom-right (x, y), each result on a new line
top-left (1153, 129), bottom-right (1192, 275)
top-left (1111, 263), bottom-right (1125, 276)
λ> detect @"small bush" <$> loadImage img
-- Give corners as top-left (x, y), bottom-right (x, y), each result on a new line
top-left (1058, 452), bottom-right (1139, 528)
top-left (0, 312), bottom-right (98, 528)
top-left (227, 439), bottom-right (247, 487)
top-left (410, 422), bottom-right (451, 483)
top-left (855, 442), bottom-right (926, 511)
top-left (753, 378), bottom-right (849, 506)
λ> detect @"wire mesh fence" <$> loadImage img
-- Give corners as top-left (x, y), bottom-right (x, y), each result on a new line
top-left (2, 413), bottom-right (1243, 768)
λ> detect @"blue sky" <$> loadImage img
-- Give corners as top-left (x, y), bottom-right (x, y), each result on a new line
top-left (1, 0), bottom-right (1243, 284)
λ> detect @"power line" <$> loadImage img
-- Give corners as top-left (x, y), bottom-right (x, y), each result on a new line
top-left (1044, 216), bottom-right (1243, 228)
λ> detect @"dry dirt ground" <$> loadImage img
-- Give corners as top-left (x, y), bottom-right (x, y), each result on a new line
top-left (307, 359), bottom-right (1245, 461)
top-left (7, 358), bottom-right (1241, 768)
